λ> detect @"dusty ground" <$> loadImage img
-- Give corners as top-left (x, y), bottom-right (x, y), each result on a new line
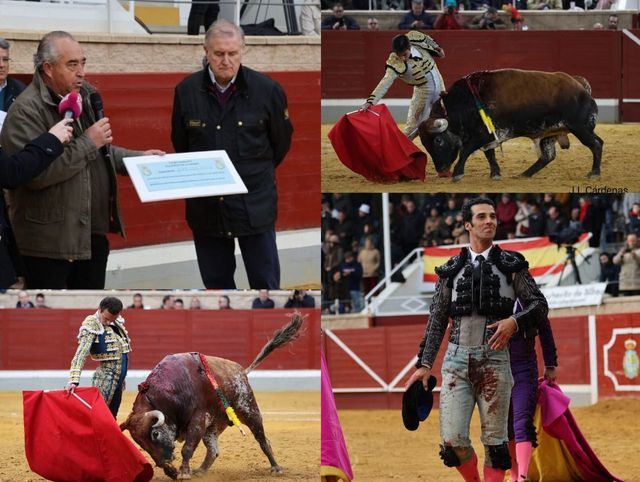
top-left (0, 391), bottom-right (318, 481)
top-left (337, 398), bottom-right (639, 481)
top-left (322, 123), bottom-right (640, 193)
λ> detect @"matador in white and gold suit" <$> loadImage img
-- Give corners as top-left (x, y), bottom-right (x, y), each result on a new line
top-left (362, 31), bottom-right (445, 140)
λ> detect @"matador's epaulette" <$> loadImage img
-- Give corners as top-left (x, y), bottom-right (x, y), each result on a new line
top-left (435, 247), bottom-right (469, 287)
top-left (406, 30), bottom-right (428, 43)
top-left (408, 31), bottom-right (443, 58)
top-left (385, 52), bottom-right (407, 75)
top-left (77, 314), bottom-right (104, 339)
top-left (489, 245), bottom-right (529, 274)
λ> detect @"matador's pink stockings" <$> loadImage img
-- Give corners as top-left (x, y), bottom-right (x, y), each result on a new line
top-left (455, 453), bottom-right (480, 481)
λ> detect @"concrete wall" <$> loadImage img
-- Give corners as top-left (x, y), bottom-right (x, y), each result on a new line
top-left (2, 32), bottom-right (320, 74)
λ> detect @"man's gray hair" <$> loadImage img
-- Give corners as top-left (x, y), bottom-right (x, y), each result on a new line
top-left (33, 31), bottom-right (75, 72)
top-left (0, 38), bottom-right (10, 50)
top-left (205, 19), bottom-right (245, 46)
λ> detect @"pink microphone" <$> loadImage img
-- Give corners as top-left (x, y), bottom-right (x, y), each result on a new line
top-left (58, 91), bottom-right (83, 120)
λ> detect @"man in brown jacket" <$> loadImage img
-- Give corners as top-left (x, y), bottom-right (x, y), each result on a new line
top-left (0, 31), bottom-right (163, 289)
top-left (613, 234), bottom-right (640, 296)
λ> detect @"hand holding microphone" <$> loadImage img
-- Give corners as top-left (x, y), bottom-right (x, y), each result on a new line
top-left (85, 117), bottom-right (113, 149)
top-left (48, 118), bottom-right (74, 144)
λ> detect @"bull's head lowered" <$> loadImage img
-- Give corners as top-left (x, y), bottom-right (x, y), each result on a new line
top-left (418, 99), bottom-right (462, 177)
top-left (120, 408), bottom-right (179, 479)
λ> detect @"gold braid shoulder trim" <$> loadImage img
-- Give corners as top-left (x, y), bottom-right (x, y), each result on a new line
top-left (385, 52), bottom-right (407, 75)
top-left (406, 30), bottom-right (428, 43)
top-left (77, 314), bottom-right (104, 339)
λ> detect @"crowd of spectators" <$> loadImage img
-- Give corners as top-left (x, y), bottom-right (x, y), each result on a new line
top-left (127, 291), bottom-right (316, 310)
top-left (15, 291), bottom-right (49, 308)
top-left (322, 193), bottom-right (640, 313)
top-left (321, 0), bottom-right (621, 31)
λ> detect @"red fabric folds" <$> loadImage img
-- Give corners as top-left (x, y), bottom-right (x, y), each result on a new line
top-left (328, 103), bottom-right (428, 182)
top-left (23, 388), bottom-right (153, 482)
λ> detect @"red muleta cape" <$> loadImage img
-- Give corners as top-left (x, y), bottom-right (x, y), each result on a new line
top-left (23, 387), bottom-right (153, 482)
top-left (328, 103), bottom-right (428, 182)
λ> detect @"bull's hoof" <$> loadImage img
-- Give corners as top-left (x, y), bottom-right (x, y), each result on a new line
top-left (452, 174), bottom-right (464, 183)
top-left (586, 170), bottom-right (601, 179)
top-left (270, 465), bottom-right (284, 475)
top-left (519, 171), bottom-right (534, 178)
top-left (163, 465), bottom-right (179, 480)
top-left (491, 173), bottom-right (501, 180)
top-left (177, 472), bottom-right (192, 480)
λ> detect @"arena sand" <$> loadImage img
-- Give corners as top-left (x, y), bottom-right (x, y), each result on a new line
top-left (322, 124), bottom-right (640, 193)
top-left (337, 398), bottom-right (639, 481)
top-left (0, 391), bottom-right (318, 481)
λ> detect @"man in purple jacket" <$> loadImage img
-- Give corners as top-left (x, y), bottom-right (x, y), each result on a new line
top-left (508, 301), bottom-right (558, 482)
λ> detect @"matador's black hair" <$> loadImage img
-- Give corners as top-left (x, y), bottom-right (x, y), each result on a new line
top-left (461, 196), bottom-right (496, 224)
top-left (392, 34), bottom-right (410, 54)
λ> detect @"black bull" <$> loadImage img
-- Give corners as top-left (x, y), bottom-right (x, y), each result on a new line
top-left (418, 69), bottom-right (603, 181)
top-left (120, 313), bottom-right (304, 480)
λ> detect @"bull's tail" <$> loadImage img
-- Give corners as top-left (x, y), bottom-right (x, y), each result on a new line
top-left (245, 312), bottom-right (305, 373)
top-left (573, 75), bottom-right (592, 95)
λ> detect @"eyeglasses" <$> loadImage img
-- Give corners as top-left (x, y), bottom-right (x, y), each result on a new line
top-left (0, 57), bottom-right (11, 64)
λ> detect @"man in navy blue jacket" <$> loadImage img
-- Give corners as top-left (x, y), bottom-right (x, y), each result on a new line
top-left (0, 118), bottom-right (73, 288)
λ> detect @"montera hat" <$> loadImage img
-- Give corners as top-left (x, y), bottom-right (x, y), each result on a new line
top-left (402, 375), bottom-right (437, 431)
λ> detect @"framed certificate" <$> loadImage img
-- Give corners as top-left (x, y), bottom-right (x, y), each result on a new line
top-left (123, 150), bottom-right (248, 203)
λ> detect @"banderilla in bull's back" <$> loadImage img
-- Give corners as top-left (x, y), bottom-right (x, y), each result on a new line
top-left (120, 312), bottom-right (306, 480)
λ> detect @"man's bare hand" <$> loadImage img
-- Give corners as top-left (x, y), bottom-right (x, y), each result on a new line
top-left (487, 316), bottom-right (517, 350)
top-left (544, 366), bottom-right (557, 383)
top-left (359, 101), bottom-right (373, 112)
top-left (64, 382), bottom-right (78, 394)
top-left (405, 366), bottom-right (431, 390)
top-left (85, 117), bottom-right (113, 149)
top-left (49, 118), bottom-right (74, 144)
top-left (142, 149), bottom-right (166, 156)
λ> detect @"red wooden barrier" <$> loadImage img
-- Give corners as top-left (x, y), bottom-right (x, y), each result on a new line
top-left (322, 30), bottom-right (622, 100)
top-left (324, 314), bottom-right (640, 410)
top-left (11, 71), bottom-right (320, 249)
top-left (621, 31), bottom-right (640, 121)
top-left (0, 308), bottom-right (320, 371)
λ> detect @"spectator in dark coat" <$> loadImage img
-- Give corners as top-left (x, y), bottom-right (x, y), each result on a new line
top-left (0, 118), bottom-right (73, 288)
top-left (285, 289), bottom-right (316, 308)
top-left (322, 2), bottom-right (361, 29)
top-left (252, 289), bottom-right (275, 309)
top-left (334, 208), bottom-right (355, 250)
top-left (400, 200), bottom-right (425, 257)
top-left (599, 252), bottom-right (620, 297)
top-left (545, 205), bottom-right (567, 237)
top-left (16, 290), bottom-right (35, 308)
top-left (399, 0), bottom-right (434, 29)
top-left (340, 251), bottom-right (363, 311)
top-left (527, 202), bottom-right (546, 237)
top-left (0, 38), bottom-right (26, 113)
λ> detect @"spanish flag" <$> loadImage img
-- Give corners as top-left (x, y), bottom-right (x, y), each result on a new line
top-left (321, 349), bottom-right (354, 482)
top-left (423, 234), bottom-right (591, 291)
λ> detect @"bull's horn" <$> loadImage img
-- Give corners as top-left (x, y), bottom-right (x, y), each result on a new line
top-left (427, 118), bottom-right (448, 134)
top-left (144, 410), bottom-right (165, 428)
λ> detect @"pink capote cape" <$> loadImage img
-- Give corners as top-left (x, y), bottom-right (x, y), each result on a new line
top-left (321, 350), bottom-right (353, 481)
top-left (532, 380), bottom-right (623, 482)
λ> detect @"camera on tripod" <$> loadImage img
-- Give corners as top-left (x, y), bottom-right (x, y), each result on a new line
top-left (549, 226), bottom-right (583, 246)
